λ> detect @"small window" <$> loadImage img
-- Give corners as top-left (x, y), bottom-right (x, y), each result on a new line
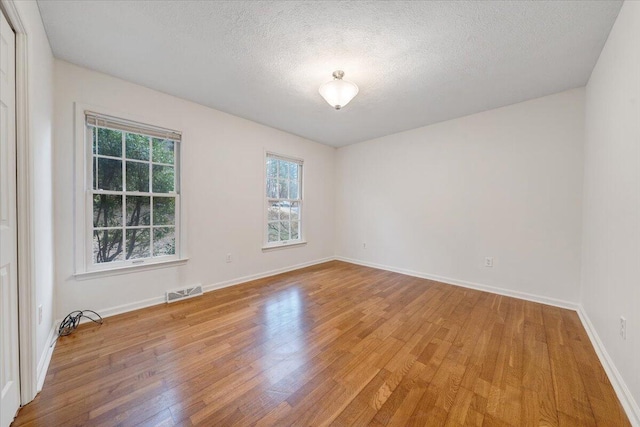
top-left (265, 153), bottom-right (303, 248)
top-left (84, 111), bottom-right (182, 271)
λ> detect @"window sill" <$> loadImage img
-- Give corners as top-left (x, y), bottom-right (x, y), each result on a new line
top-left (74, 257), bottom-right (189, 280)
top-left (262, 241), bottom-right (307, 252)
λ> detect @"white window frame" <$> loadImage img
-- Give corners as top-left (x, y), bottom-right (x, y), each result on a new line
top-left (263, 151), bottom-right (306, 250)
top-left (74, 103), bottom-right (187, 277)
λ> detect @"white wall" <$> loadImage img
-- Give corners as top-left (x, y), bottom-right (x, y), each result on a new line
top-left (335, 88), bottom-right (585, 305)
top-left (582, 0), bottom-right (640, 422)
top-left (53, 60), bottom-right (335, 318)
top-left (11, 0), bottom-right (55, 384)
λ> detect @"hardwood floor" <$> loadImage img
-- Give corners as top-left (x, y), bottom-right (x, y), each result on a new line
top-left (14, 261), bottom-right (629, 426)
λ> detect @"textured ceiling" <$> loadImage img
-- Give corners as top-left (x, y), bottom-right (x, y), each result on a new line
top-left (38, 1), bottom-right (622, 147)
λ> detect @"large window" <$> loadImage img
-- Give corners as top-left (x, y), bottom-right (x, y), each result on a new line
top-left (265, 153), bottom-right (303, 247)
top-left (84, 111), bottom-right (181, 271)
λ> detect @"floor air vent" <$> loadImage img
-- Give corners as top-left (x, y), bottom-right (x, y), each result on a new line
top-left (166, 285), bottom-right (203, 303)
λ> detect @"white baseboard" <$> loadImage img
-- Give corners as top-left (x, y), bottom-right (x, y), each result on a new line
top-left (45, 255), bottom-right (639, 425)
top-left (96, 295), bottom-right (166, 320)
top-left (44, 257), bottom-right (337, 384)
top-left (36, 323), bottom-right (58, 392)
top-left (336, 256), bottom-right (638, 425)
top-left (335, 256), bottom-right (578, 310)
top-left (201, 256), bottom-right (336, 294)
top-left (577, 306), bottom-right (640, 426)
top-left (77, 256), bottom-right (338, 322)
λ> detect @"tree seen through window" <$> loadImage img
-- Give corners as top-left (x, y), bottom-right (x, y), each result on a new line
top-left (91, 126), bottom-right (178, 264)
top-left (266, 154), bottom-right (302, 245)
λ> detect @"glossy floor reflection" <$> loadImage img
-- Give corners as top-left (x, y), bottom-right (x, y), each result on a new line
top-left (13, 261), bottom-right (630, 426)
top-left (262, 287), bottom-right (308, 387)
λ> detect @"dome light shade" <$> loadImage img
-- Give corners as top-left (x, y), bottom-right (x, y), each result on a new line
top-left (319, 70), bottom-right (359, 110)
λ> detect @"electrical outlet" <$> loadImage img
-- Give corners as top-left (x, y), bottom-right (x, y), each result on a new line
top-left (363, 242), bottom-right (367, 249)
top-left (484, 257), bottom-right (494, 268)
top-left (38, 304), bottom-right (43, 325)
top-left (620, 316), bottom-right (626, 340)
top-left (226, 253), bottom-right (232, 263)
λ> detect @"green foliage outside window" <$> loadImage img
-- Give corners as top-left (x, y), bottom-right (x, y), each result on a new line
top-left (91, 126), bottom-right (178, 264)
top-left (266, 156), bottom-right (301, 244)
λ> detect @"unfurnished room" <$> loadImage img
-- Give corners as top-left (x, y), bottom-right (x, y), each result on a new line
top-left (0, 0), bottom-right (638, 426)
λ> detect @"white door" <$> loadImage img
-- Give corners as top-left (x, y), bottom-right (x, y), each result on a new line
top-left (0, 8), bottom-right (19, 427)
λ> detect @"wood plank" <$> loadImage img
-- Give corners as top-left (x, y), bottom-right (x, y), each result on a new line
top-left (12, 261), bottom-right (630, 426)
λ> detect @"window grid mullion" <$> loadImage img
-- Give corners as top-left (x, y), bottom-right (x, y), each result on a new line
top-left (121, 157), bottom-right (155, 165)
top-left (121, 131), bottom-right (126, 259)
top-left (123, 225), bottom-right (154, 230)
top-left (94, 153), bottom-right (123, 161)
top-left (172, 141), bottom-right (176, 192)
top-left (92, 190), bottom-right (176, 198)
top-left (94, 127), bottom-right (98, 191)
top-left (150, 139), bottom-right (155, 256)
top-left (151, 161), bottom-right (174, 167)
top-left (148, 136), bottom-right (153, 193)
top-left (150, 196), bottom-right (155, 256)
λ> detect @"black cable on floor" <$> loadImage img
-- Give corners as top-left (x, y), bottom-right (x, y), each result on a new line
top-left (52, 310), bottom-right (103, 346)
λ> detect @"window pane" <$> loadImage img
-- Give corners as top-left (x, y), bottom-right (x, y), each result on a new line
top-left (93, 194), bottom-right (122, 227)
top-left (93, 229), bottom-right (123, 263)
top-left (126, 133), bottom-right (150, 161)
top-left (279, 202), bottom-right (290, 220)
top-left (125, 228), bottom-right (150, 260)
top-left (289, 180), bottom-right (299, 199)
top-left (289, 163), bottom-right (298, 180)
top-left (153, 197), bottom-right (175, 225)
top-left (97, 158), bottom-right (122, 191)
top-left (266, 178), bottom-right (278, 198)
top-left (279, 221), bottom-right (290, 241)
top-left (92, 157), bottom-right (97, 190)
top-left (91, 127), bottom-right (97, 154)
top-left (278, 160), bottom-right (289, 179)
top-left (267, 222), bottom-right (279, 242)
top-left (291, 202), bottom-right (300, 221)
top-left (291, 221), bottom-right (299, 240)
top-left (152, 165), bottom-right (175, 193)
top-left (152, 138), bottom-right (175, 164)
top-left (126, 196), bottom-right (150, 226)
top-left (267, 158), bottom-right (277, 178)
top-left (126, 161), bottom-right (149, 192)
top-left (153, 227), bottom-right (175, 256)
top-left (268, 201), bottom-right (280, 221)
top-left (278, 179), bottom-right (289, 199)
top-left (97, 128), bottom-right (122, 157)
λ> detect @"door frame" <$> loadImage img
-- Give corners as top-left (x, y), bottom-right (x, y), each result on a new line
top-left (0, 0), bottom-right (37, 405)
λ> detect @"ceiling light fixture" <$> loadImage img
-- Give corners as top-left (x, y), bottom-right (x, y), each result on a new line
top-left (318, 70), bottom-right (359, 110)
